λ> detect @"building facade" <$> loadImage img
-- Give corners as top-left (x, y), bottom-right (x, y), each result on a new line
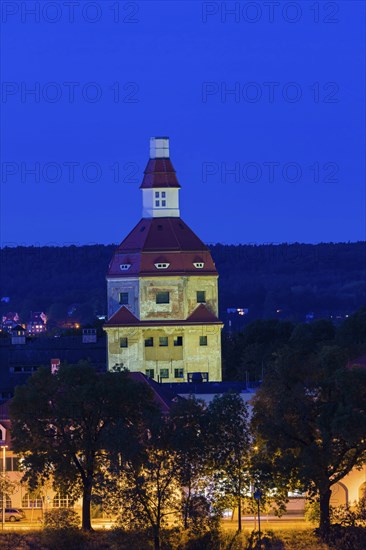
top-left (104, 137), bottom-right (223, 382)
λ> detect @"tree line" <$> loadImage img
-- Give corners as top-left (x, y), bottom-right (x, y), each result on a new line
top-left (9, 309), bottom-right (366, 548)
top-left (1, 242), bottom-right (365, 325)
top-left (222, 307), bottom-right (366, 382)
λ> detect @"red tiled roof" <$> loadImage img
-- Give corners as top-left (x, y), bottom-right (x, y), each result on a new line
top-left (105, 307), bottom-right (139, 326)
top-left (104, 305), bottom-right (222, 328)
top-left (107, 218), bottom-right (218, 278)
top-left (117, 218), bottom-right (206, 252)
top-left (186, 304), bottom-right (221, 323)
top-left (140, 159), bottom-right (181, 189)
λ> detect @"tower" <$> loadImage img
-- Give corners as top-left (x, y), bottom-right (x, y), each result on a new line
top-left (104, 137), bottom-right (223, 382)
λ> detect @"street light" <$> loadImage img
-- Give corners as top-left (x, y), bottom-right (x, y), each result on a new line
top-left (0, 445), bottom-right (8, 530)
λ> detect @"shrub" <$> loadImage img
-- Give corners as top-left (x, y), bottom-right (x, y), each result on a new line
top-left (304, 500), bottom-right (320, 524)
top-left (331, 504), bottom-right (357, 527)
top-left (43, 508), bottom-right (80, 530)
top-left (41, 529), bottom-right (85, 550)
top-left (183, 529), bottom-right (221, 550)
top-left (322, 524), bottom-right (366, 550)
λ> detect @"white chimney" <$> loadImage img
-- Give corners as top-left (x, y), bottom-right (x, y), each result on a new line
top-left (150, 137), bottom-right (169, 159)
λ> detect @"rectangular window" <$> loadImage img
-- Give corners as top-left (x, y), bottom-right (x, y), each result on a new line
top-left (146, 369), bottom-right (154, 379)
top-left (119, 292), bottom-right (129, 305)
top-left (145, 337), bottom-right (154, 347)
top-left (156, 291), bottom-right (170, 304)
top-left (162, 191), bottom-right (166, 198)
top-left (197, 291), bottom-right (206, 303)
top-left (162, 200), bottom-right (166, 207)
top-left (120, 337), bottom-right (128, 348)
top-left (174, 336), bottom-right (183, 346)
top-left (174, 368), bottom-right (184, 378)
top-left (155, 191), bottom-right (160, 198)
top-left (200, 336), bottom-right (208, 346)
top-left (159, 336), bottom-right (168, 347)
top-left (155, 200), bottom-right (160, 207)
top-left (160, 368), bottom-right (169, 379)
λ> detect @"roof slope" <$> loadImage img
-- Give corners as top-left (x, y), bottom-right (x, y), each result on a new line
top-left (107, 217), bottom-right (218, 277)
top-left (127, 372), bottom-right (182, 412)
top-left (140, 158), bottom-right (181, 189)
top-left (104, 304), bottom-right (222, 327)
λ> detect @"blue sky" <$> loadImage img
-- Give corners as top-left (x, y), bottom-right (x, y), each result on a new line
top-left (1, 0), bottom-right (365, 245)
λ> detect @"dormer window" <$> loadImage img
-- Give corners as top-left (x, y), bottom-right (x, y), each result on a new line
top-left (154, 263), bottom-right (170, 269)
top-left (120, 264), bottom-right (131, 271)
top-left (193, 262), bottom-right (205, 269)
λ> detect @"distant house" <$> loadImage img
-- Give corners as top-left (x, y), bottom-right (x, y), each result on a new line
top-left (26, 311), bottom-right (47, 335)
top-left (1, 312), bottom-right (20, 333)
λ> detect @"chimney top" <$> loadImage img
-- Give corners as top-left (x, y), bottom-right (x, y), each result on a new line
top-left (150, 137), bottom-right (169, 159)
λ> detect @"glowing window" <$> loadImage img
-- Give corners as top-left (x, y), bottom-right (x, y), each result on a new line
top-left (53, 493), bottom-right (71, 508)
top-left (22, 493), bottom-right (42, 509)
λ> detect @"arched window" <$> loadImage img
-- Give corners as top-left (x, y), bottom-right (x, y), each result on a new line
top-left (53, 493), bottom-right (71, 508)
top-left (22, 493), bottom-right (43, 508)
top-left (0, 495), bottom-right (12, 508)
top-left (330, 482), bottom-right (348, 507)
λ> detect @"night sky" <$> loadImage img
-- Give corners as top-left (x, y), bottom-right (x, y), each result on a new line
top-left (1, 0), bottom-right (365, 246)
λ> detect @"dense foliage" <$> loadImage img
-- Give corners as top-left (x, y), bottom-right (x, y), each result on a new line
top-left (0, 242), bottom-right (365, 325)
top-left (2, 527), bottom-right (363, 550)
top-left (7, 312), bottom-right (366, 546)
top-left (251, 319), bottom-right (366, 533)
top-left (222, 309), bottom-right (366, 381)
top-left (9, 363), bottom-right (156, 530)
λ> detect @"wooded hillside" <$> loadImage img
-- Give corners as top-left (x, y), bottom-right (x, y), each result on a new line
top-left (0, 242), bottom-right (365, 326)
